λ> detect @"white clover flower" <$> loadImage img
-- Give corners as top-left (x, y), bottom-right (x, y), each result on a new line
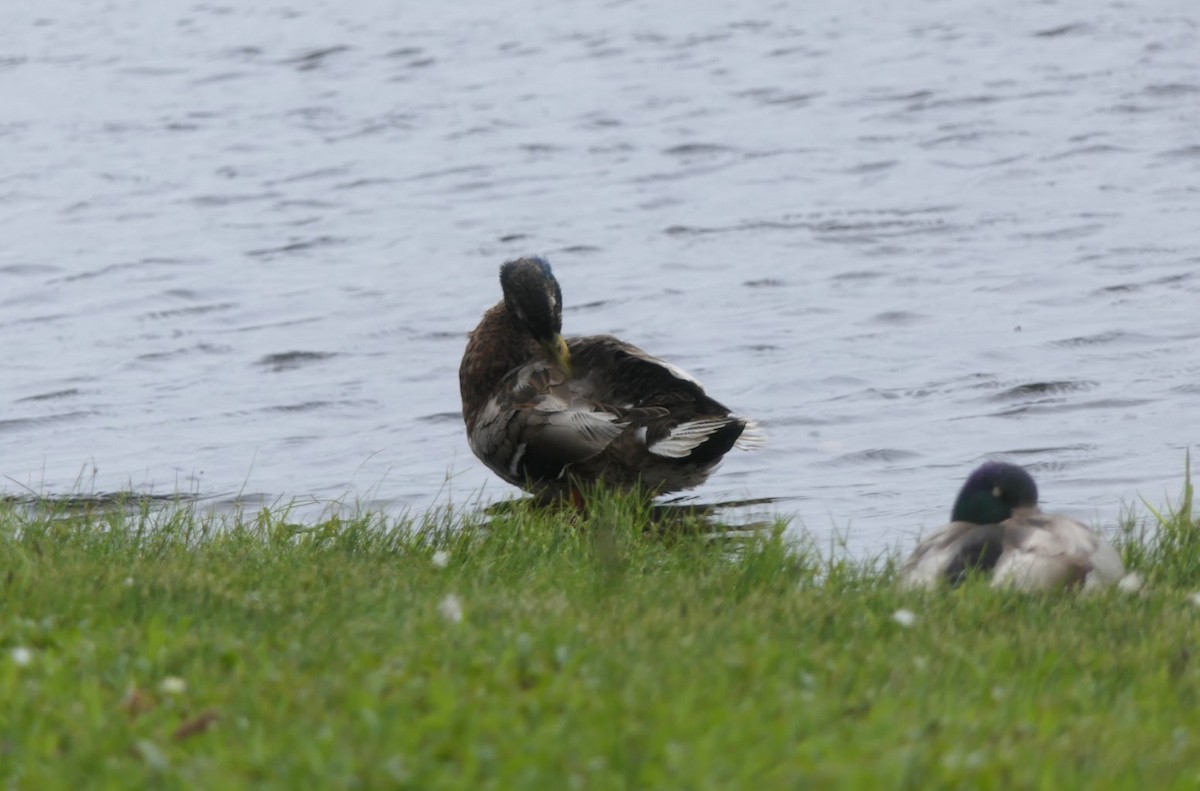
top-left (159, 676), bottom-right (187, 695)
top-left (1190, 591), bottom-right (1200, 607)
top-left (10, 646), bottom-right (33, 667)
top-left (892, 608), bottom-right (916, 628)
top-left (431, 550), bottom-right (450, 569)
top-left (438, 594), bottom-right (464, 624)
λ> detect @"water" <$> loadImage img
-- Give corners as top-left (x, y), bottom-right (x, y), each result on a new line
top-left (3, 0), bottom-right (1198, 552)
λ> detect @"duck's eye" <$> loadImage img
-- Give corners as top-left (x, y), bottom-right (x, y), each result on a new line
top-left (992, 486), bottom-right (1003, 498)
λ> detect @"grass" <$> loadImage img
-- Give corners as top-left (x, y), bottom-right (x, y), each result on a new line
top-left (3, 472), bottom-right (1200, 790)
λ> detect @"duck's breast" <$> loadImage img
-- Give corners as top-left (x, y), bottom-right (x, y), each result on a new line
top-left (898, 521), bottom-right (1005, 589)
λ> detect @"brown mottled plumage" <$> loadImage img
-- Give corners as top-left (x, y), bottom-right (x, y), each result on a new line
top-left (459, 256), bottom-right (761, 498)
top-left (898, 462), bottom-right (1126, 592)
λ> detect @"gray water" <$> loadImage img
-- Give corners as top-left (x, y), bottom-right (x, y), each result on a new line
top-left (3, 0), bottom-right (1199, 551)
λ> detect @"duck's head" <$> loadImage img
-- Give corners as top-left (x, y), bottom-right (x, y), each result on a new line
top-left (499, 256), bottom-right (572, 376)
top-left (950, 461), bottom-right (1039, 524)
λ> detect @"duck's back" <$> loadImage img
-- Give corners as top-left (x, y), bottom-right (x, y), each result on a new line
top-left (991, 512), bottom-right (1125, 591)
top-left (569, 336), bottom-right (734, 423)
top-left (565, 335), bottom-right (758, 490)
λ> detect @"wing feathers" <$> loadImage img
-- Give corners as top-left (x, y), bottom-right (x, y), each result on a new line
top-left (530, 408), bottom-right (625, 459)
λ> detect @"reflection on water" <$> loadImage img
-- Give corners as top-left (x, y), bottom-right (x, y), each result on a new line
top-left (2, 0), bottom-right (1199, 554)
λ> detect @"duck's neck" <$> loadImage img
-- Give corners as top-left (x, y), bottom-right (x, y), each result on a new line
top-left (459, 301), bottom-right (541, 427)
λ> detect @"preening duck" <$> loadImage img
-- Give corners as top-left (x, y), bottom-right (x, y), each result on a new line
top-left (898, 461), bottom-right (1125, 591)
top-left (459, 256), bottom-right (761, 499)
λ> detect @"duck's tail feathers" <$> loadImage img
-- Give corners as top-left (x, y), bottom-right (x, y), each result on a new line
top-left (734, 418), bottom-right (766, 451)
top-left (648, 418), bottom-right (739, 459)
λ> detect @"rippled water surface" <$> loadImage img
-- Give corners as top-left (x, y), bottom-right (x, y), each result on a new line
top-left (3, 0), bottom-right (1199, 551)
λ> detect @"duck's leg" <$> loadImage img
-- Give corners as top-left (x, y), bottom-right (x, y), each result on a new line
top-left (569, 486), bottom-right (586, 511)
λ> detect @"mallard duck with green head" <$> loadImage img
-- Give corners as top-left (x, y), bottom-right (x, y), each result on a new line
top-left (899, 461), bottom-right (1125, 591)
top-left (459, 256), bottom-right (762, 499)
